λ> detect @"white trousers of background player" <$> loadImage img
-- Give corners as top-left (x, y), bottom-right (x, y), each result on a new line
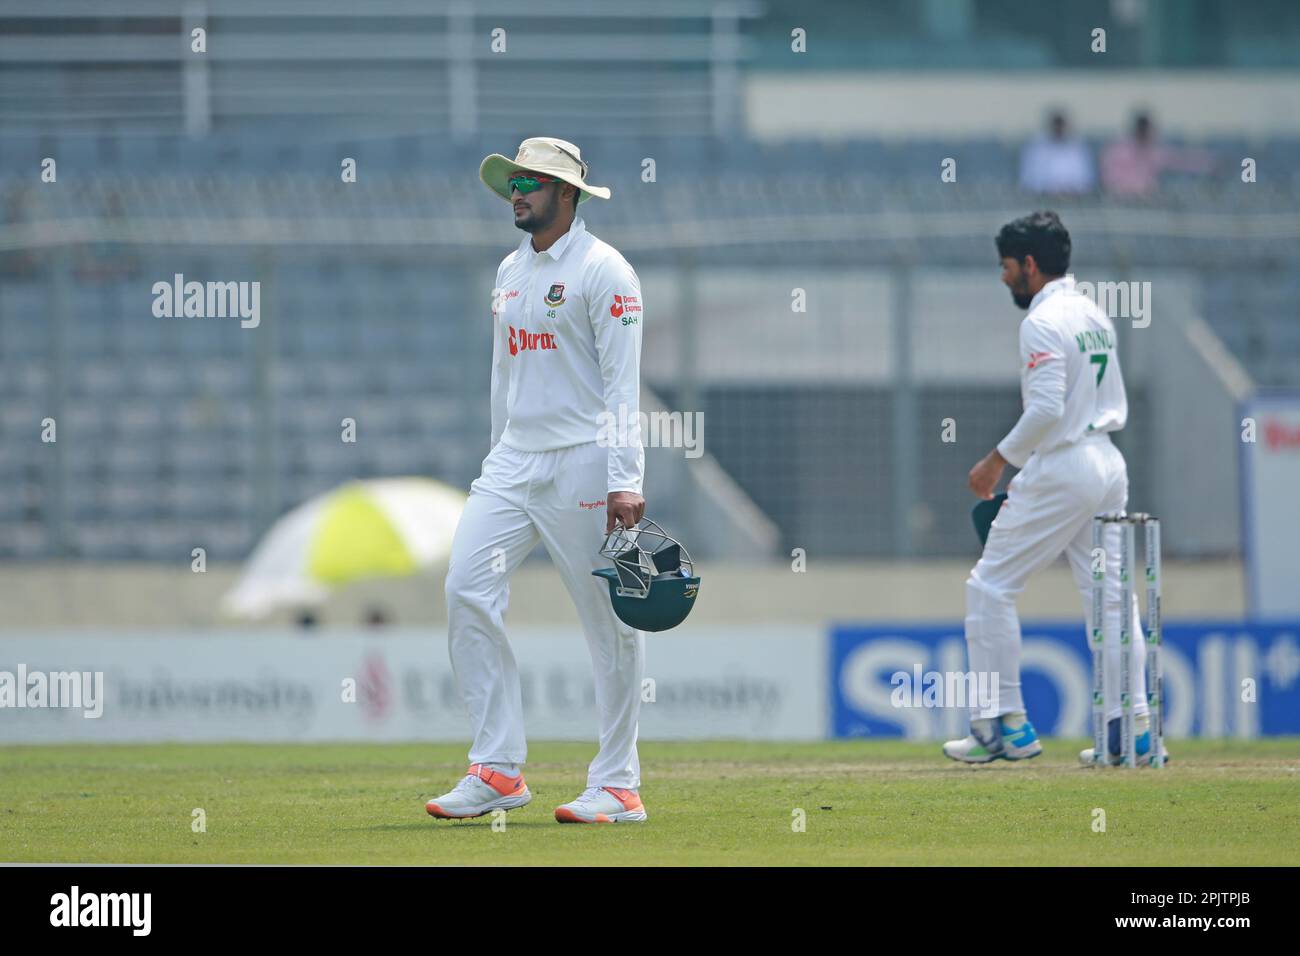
top-left (964, 435), bottom-right (1148, 723)
top-left (444, 440), bottom-right (645, 789)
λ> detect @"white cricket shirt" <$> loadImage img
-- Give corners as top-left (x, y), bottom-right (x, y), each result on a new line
top-left (996, 274), bottom-right (1128, 468)
top-left (489, 216), bottom-right (645, 494)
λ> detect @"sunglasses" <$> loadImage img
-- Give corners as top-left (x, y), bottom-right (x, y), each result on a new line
top-left (507, 173), bottom-right (559, 195)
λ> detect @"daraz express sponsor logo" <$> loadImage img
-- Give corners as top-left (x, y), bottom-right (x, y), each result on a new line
top-left (610, 294), bottom-right (641, 325)
top-left (508, 325), bottom-right (558, 356)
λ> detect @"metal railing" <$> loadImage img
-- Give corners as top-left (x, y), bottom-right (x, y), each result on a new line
top-left (0, 0), bottom-right (764, 136)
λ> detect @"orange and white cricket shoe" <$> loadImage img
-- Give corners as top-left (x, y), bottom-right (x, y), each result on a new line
top-left (554, 786), bottom-right (647, 824)
top-left (425, 764), bottom-right (531, 820)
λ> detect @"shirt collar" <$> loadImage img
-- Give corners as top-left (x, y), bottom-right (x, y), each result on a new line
top-left (519, 216), bottom-right (586, 261)
top-left (1029, 273), bottom-right (1074, 311)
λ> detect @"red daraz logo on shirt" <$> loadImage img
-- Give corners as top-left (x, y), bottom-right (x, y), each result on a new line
top-left (1026, 351), bottom-right (1055, 369)
top-left (508, 326), bottom-right (558, 356)
top-left (610, 294), bottom-right (641, 325)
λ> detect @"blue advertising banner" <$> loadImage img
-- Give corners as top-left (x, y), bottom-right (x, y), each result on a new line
top-left (830, 620), bottom-right (1300, 739)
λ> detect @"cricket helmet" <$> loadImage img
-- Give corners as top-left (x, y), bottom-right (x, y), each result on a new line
top-left (592, 517), bottom-right (700, 633)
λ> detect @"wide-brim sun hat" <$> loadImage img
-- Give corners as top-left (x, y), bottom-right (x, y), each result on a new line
top-left (480, 137), bottom-right (612, 204)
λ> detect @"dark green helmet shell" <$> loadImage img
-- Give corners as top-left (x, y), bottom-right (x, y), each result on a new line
top-left (593, 567), bottom-right (700, 632)
top-left (592, 517), bottom-right (700, 633)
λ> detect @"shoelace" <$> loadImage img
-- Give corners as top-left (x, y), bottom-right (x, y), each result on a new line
top-left (451, 771), bottom-right (489, 796)
top-left (571, 786), bottom-right (608, 808)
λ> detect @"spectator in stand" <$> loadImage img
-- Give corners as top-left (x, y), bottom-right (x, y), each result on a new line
top-left (1101, 111), bottom-right (1215, 197)
top-left (1019, 111), bottom-right (1095, 195)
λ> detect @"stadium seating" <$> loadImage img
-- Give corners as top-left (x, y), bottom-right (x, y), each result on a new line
top-left (1, 129), bottom-right (1298, 559)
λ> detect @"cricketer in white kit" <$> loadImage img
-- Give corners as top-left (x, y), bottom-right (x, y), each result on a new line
top-left (944, 211), bottom-right (1154, 766)
top-left (426, 137), bottom-right (651, 823)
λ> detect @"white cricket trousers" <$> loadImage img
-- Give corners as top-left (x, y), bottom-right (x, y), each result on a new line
top-left (965, 434), bottom-right (1148, 723)
top-left (444, 440), bottom-right (645, 789)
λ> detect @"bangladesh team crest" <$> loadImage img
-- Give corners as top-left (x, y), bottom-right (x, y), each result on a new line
top-left (544, 283), bottom-right (566, 306)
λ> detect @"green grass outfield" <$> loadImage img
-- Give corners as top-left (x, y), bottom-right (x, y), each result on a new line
top-left (2, 739), bottom-right (1296, 865)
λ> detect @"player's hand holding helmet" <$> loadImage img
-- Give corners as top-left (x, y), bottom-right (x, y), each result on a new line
top-left (592, 517), bottom-right (700, 632)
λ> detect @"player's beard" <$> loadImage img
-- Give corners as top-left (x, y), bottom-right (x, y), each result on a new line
top-left (1009, 276), bottom-right (1034, 310)
top-left (513, 195), bottom-right (554, 234)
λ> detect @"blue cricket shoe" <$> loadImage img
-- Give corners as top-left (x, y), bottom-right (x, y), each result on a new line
top-left (943, 713), bottom-right (1043, 763)
top-left (1078, 715), bottom-right (1171, 766)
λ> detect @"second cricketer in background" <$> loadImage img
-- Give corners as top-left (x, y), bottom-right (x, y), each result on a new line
top-left (425, 137), bottom-right (650, 822)
top-left (944, 211), bottom-right (1155, 766)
